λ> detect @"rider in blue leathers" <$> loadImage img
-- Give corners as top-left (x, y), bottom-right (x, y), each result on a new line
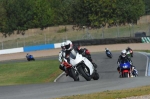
top-left (117, 50), bottom-right (138, 77)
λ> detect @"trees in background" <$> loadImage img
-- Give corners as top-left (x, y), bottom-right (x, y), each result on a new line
top-left (145, 0), bottom-right (150, 14)
top-left (0, 0), bottom-right (146, 36)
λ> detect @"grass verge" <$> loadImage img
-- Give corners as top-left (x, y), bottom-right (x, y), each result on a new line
top-left (56, 85), bottom-right (150, 99)
top-left (0, 60), bottom-right (62, 86)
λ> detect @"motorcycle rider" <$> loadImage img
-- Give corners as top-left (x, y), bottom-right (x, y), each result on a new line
top-left (26, 53), bottom-right (32, 59)
top-left (126, 47), bottom-right (132, 52)
top-left (58, 42), bottom-right (66, 72)
top-left (64, 40), bottom-right (97, 69)
top-left (126, 46), bottom-right (133, 57)
top-left (105, 48), bottom-right (111, 55)
top-left (26, 53), bottom-right (30, 58)
top-left (117, 49), bottom-right (134, 77)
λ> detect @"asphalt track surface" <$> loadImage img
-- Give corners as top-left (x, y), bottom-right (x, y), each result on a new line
top-left (0, 52), bottom-right (150, 99)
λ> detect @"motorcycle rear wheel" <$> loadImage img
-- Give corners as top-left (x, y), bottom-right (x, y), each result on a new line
top-left (92, 70), bottom-right (99, 80)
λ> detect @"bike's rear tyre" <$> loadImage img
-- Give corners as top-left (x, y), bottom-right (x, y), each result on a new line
top-left (109, 55), bottom-right (112, 58)
top-left (124, 72), bottom-right (129, 78)
top-left (69, 68), bottom-right (79, 81)
top-left (78, 66), bottom-right (91, 81)
top-left (92, 71), bottom-right (99, 80)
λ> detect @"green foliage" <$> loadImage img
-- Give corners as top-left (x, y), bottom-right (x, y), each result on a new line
top-left (0, 0), bottom-right (146, 36)
top-left (144, 0), bottom-right (150, 14)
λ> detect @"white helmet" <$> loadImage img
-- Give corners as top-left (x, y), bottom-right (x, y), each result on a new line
top-left (64, 40), bottom-right (73, 50)
top-left (121, 50), bottom-right (126, 57)
top-left (61, 42), bottom-right (65, 49)
top-left (105, 48), bottom-right (108, 50)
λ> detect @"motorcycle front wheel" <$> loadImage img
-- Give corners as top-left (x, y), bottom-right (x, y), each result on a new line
top-left (69, 68), bottom-right (79, 81)
top-left (122, 72), bottom-right (129, 78)
top-left (78, 66), bottom-right (91, 81)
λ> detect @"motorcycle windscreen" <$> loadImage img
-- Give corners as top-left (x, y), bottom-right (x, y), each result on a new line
top-left (70, 49), bottom-right (83, 66)
top-left (70, 49), bottom-right (77, 59)
top-left (106, 51), bottom-right (110, 54)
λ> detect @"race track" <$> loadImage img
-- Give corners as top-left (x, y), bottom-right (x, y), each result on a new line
top-left (0, 51), bottom-right (150, 99)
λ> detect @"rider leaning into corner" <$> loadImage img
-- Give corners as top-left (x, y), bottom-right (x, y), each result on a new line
top-left (126, 46), bottom-right (132, 52)
top-left (117, 49), bottom-right (138, 77)
top-left (58, 40), bottom-right (98, 76)
top-left (63, 40), bottom-right (97, 69)
top-left (26, 53), bottom-right (31, 59)
top-left (105, 48), bottom-right (111, 54)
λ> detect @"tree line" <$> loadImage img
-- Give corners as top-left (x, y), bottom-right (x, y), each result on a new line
top-left (0, 0), bottom-right (148, 37)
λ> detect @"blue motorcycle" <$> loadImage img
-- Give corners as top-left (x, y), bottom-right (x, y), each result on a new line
top-left (120, 61), bottom-right (131, 78)
top-left (26, 54), bottom-right (35, 61)
top-left (106, 50), bottom-right (112, 58)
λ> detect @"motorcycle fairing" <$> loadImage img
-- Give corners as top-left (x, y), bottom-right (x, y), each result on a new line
top-left (106, 51), bottom-right (110, 54)
top-left (120, 62), bottom-right (131, 75)
top-left (120, 62), bottom-right (130, 70)
top-left (82, 57), bottom-right (94, 75)
top-left (69, 49), bottom-right (94, 75)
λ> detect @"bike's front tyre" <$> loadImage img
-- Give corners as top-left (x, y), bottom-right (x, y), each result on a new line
top-left (69, 68), bottom-right (79, 81)
top-left (78, 66), bottom-right (91, 81)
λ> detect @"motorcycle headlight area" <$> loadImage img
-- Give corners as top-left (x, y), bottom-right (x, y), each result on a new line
top-left (123, 65), bottom-right (128, 68)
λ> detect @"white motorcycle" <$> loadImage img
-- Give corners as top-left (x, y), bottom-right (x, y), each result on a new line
top-left (68, 49), bottom-right (99, 81)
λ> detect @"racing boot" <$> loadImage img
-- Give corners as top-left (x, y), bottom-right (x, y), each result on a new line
top-left (64, 67), bottom-right (69, 76)
top-left (130, 66), bottom-right (135, 77)
top-left (119, 73), bottom-right (122, 78)
top-left (59, 64), bottom-right (65, 71)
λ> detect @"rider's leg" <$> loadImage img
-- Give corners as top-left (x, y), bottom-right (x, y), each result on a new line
top-left (130, 65), bottom-right (134, 77)
top-left (87, 56), bottom-right (97, 68)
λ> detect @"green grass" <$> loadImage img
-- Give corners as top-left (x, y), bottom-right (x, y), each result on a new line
top-left (0, 60), bottom-right (62, 86)
top-left (56, 85), bottom-right (150, 99)
top-left (1, 23), bottom-right (150, 49)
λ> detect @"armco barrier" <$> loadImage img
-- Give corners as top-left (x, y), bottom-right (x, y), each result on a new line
top-left (0, 47), bottom-right (24, 54)
top-left (23, 44), bottom-right (55, 52)
top-left (0, 37), bottom-right (142, 55)
top-left (0, 43), bottom-right (62, 55)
